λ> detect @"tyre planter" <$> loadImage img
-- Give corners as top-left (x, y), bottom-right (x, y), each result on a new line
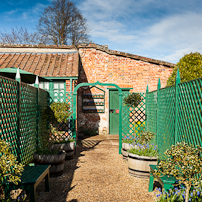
top-left (122, 143), bottom-right (136, 161)
top-left (52, 141), bottom-right (75, 159)
top-left (128, 153), bottom-right (157, 178)
top-left (33, 151), bottom-right (65, 176)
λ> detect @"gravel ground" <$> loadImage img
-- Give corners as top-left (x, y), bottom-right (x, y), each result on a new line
top-left (36, 135), bottom-right (156, 202)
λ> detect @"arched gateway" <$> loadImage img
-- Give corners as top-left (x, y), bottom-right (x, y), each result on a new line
top-left (72, 81), bottom-right (123, 154)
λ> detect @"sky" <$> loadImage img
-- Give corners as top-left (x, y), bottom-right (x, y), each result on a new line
top-left (0, 0), bottom-right (202, 64)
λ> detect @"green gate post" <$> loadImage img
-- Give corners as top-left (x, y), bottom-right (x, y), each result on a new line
top-left (156, 78), bottom-right (161, 147)
top-left (145, 85), bottom-right (149, 131)
top-left (72, 81), bottom-right (123, 154)
top-left (174, 69), bottom-right (181, 144)
top-left (34, 76), bottom-right (39, 147)
top-left (15, 68), bottom-right (21, 163)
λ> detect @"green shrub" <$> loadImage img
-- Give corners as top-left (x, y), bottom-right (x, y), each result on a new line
top-left (123, 93), bottom-right (142, 108)
top-left (167, 52), bottom-right (202, 86)
top-left (50, 102), bottom-right (71, 123)
top-left (154, 142), bottom-right (202, 202)
top-left (0, 140), bottom-right (24, 196)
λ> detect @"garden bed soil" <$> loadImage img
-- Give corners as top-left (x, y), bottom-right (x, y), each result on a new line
top-left (34, 135), bottom-right (156, 202)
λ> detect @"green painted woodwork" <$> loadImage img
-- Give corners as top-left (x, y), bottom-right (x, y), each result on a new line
top-left (4, 165), bottom-right (50, 202)
top-left (109, 90), bottom-right (120, 134)
top-left (0, 75), bottom-right (50, 165)
top-left (122, 92), bottom-right (146, 140)
top-left (82, 86), bottom-right (105, 113)
top-left (73, 81), bottom-right (123, 154)
top-left (146, 71), bottom-right (202, 159)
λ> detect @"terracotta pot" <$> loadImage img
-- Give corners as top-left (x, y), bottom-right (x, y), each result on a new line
top-left (52, 141), bottom-right (75, 159)
top-left (128, 153), bottom-right (158, 178)
top-left (33, 151), bottom-right (65, 176)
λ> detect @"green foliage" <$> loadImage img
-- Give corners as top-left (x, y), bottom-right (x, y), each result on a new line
top-left (154, 142), bottom-right (202, 202)
top-left (50, 102), bottom-right (71, 123)
top-left (53, 138), bottom-right (75, 144)
top-left (155, 186), bottom-right (202, 202)
top-left (123, 93), bottom-right (142, 108)
top-left (129, 143), bottom-right (158, 157)
top-left (167, 52), bottom-right (202, 86)
top-left (122, 136), bottom-right (138, 144)
top-left (0, 140), bottom-right (24, 185)
top-left (138, 131), bottom-right (156, 145)
top-left (0, 140), bottom-right (24, 197)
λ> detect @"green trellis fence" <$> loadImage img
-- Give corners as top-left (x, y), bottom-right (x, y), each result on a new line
top-left (122, 92), bottom-right (146, 139)
top-left (146, 70), bottom-right (202, 159)
top-left (0, 75), bottom-right (50, 165)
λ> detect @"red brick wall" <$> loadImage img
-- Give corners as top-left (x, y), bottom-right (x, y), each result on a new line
top-left (77, 47), bottom-right (174, 135)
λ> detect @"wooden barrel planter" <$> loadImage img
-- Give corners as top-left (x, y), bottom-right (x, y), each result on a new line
top-left (128, 153), bottom-right (158, 178)
top-left (33, 151), bottom-right (65, 176)
top-left (122, 143), bottom-right (136, 161)
top-left (52, 141), bottom-right (75, 159)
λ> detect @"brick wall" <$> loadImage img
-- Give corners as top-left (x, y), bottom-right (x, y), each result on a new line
top-left (77, 46), bottom-right (174, 135)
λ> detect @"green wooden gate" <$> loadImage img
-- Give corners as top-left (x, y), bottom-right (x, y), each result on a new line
top-left (109, 89), bottom-right (131, 134)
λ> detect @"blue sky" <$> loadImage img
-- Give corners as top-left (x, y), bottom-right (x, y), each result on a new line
top-left (1, 0), bottom-right (202, 63)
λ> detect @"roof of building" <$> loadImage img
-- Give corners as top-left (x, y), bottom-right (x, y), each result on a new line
top-left (77, 44), bottom-right (175, 67)
top-left (0, 43), bottom-right (175, 78)
top-left (0, 52), bottom-right (79, 77)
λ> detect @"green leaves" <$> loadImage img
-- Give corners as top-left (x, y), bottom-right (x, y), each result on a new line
top-left (50, 102), bottom-right (71, 123)
top-left (123, 93), bottom-right (142, 108)
top-left (167, 52), bottom-right (202, 86)
top-left (0, 140), bottom-right (24, 188)
top-left (154, 142), bottom-right (202, 202)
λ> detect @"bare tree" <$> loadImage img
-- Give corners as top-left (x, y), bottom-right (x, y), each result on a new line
top-left (37, 0), bottom-right (90, 45)
top-left (0, 27), bottom-right (44, 45)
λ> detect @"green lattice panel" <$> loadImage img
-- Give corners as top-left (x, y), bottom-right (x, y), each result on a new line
top-left (146, 91), bottom-right (157, 133)
top-left (38, 88), bottom-right (49, 148)
top-left (177, 79), bottom-right (202, 147)
top-left (19, 83), bottom-right (37, 165)
top-left (122, 93), bottom-right (145, 140)
top-left (157, 86), bottom-right (176, 159)
top-left (0, 76), bottom-right (18, 157)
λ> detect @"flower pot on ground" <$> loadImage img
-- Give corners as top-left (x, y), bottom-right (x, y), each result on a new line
top-left (122, 136), bottom-right (139, 161)
top-left (52, 139), bottom-right (75, 159)
top-left (33, 150), bottom-right (65, 176)
top-left (128, 143), bottom-right (158, 178)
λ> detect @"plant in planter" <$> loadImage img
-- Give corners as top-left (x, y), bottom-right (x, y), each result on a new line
top-left (153, 142), bottom-right (202, 202)
top-left (33, 128), bottom-right (66, 176)
top-left (123, 93), bottom-right (142, 108)
top-left (0, 140), bottom-right (24, 200)
top-left (122, 136), bottom-right (139, 160)
top-left (128, 143), bottom-right (158, 178)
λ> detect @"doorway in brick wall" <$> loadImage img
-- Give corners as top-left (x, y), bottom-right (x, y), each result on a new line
top-left (109, 89), bottom-right (131, 134)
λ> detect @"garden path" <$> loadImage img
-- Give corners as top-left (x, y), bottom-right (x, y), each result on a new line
top-left (36, 135), bottom-right (155, 202)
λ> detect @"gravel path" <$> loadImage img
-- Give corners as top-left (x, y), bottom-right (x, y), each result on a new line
top-left (36, 135), bottom-right (155, 202)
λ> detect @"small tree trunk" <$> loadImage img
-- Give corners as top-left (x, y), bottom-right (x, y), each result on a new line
top-left (185, 184), bottom-right (190, 202)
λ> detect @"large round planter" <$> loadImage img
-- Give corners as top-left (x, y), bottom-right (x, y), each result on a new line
top-left (52, 142), bottom-right (75, 159)
top-left (33, 151), bottom-right (65, 176)
top-left (122, 143), bottom-right (136, 161)
top-left (128, 153), bottom-right (158, 178)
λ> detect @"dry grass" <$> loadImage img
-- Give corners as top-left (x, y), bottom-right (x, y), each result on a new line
top-left (36, 135), bottom-right (156, 202)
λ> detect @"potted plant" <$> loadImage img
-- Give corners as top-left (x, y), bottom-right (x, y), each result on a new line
top-left (153, 142), bottom-right (202, 202)
top-left (33, 103), bottom-right (70, 176)
top-left (33, 129), bottom-right (66, 176)
top-left (128, 143), bottom-right (158, 178)
top-left (122, 136), bottom-right (138, 161)
top-left (52, 137), bottom-right (75, 160)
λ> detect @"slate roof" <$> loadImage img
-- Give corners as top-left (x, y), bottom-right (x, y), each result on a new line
top-left (0, 52), bottom-right (79, 77)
